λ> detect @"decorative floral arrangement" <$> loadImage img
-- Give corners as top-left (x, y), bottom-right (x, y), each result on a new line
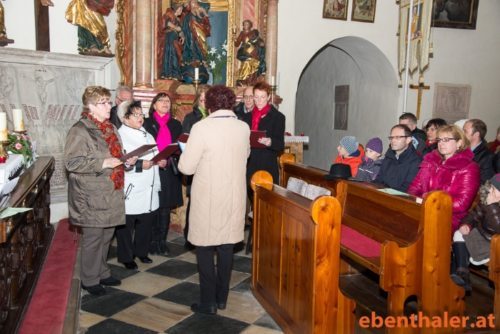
top-left (7, 132), bottom-right (34, 164)
top-left (206, 41), bottom-right (227, 84)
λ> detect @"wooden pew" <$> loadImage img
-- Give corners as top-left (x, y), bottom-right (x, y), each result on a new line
top-left (279, 158), bottom-right (465, 333)
top-left (486, 234), bottom-right (500, 328)
top-left (250, 171), bottom-right (348, 334)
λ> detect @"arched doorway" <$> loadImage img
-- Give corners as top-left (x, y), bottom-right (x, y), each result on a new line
top-left (295, 36), bottom-right (399, 169)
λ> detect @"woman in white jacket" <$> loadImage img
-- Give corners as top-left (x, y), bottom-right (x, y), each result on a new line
top-left (116, 101), bottom-right (166, 269)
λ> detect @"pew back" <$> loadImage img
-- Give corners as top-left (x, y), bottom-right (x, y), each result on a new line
top-left (251, 171), bottom-right (343, 334)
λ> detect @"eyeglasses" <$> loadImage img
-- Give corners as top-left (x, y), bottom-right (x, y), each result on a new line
top-left (388, 135), bottom-right (409, 140)
top-left (95, 101), bottom-right (112, 106)
top-left (157, 98), bottom-right (170, 103)
top-left (131, 112), bottom-right (144, 118)
top-left (243, 95), bottom-right (254, 100)
top-left (436, 137), bottom-right (457, 143)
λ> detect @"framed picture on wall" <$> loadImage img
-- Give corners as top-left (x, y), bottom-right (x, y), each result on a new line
top-left (432, 0), bottom-right (479, 29)
top-left (323, 0), bottom-right (348, 20)
top-left (351, 0), bottom-right (377, 23)
top-left (432, 83), bottom-right (471, 123)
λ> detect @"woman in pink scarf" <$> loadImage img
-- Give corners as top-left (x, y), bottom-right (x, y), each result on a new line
top-left (143, 92), bottom-right (183, 255)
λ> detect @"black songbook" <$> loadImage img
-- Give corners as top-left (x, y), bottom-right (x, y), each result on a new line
top-left (151, 143), bottom-right (180, 163)
top-left (250, 130), bottom-right (267, 148)
top-left (178, 133), bottom-right (189, 143)
top-left (120, 144), bottom-right (156, 162)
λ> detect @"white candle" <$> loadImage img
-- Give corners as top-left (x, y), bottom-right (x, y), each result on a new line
top-left (271, 76), bottom-right (275, 86)
top-left (12, 109), bottom-right (25, 132)
top-left (194, 67), bottom-right (199, 81)
top-left (0, 112), bottom-right (7, 141)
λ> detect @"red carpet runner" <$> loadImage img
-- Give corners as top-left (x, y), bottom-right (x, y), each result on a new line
top-left (19, 219), bottom-right (79, 334)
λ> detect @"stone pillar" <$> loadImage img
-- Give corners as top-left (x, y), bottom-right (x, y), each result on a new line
top-left (265, 0), bottom-right (278, 84)
top-left (135, 0), bottom-right (152, 88)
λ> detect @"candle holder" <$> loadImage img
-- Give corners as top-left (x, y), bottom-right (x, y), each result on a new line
top-left (270, 84), bottom-right (277, 106)
top-left (0, 140), bottom-right (9, 164)
top-left (14, 130), bottom-right (27, 136)
top-left (193, 79), bottom-right (200, 92)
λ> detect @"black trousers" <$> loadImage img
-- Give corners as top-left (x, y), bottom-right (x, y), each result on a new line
top-left (196, 244), bottom-right (234, 306)
top-left (116, 210), bottom-right (157, 263)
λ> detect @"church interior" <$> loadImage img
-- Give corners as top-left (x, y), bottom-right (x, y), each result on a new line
top-left (0, 0), bottom-right (499, 333)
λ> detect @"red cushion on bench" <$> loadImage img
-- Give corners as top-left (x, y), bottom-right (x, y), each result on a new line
top-left (341, 225), bottom-right (381, 258)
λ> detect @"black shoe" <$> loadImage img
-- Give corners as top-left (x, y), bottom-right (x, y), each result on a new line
top-left (81, 284), bottom-right (106, 296)
top-left (149, 242), bottom-right (161, 255)
top-left (217, 303), bottom-right (227, 310)
top-left (138, 256), bottom-right (152, 264)
top-left (191, 303), bottom-right (217, 315)
top-left (99, 276), bottom-right (121, 286)
top-left (451, 269), bottom-right (472, 292)
top-left (123, 261), bottom-right (138, 270)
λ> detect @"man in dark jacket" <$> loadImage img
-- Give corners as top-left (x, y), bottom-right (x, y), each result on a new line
top-left (463, 119), bottom-right (494, 183)
top-left (233, 86), bottom-right (254, 119)
top-left (375, 124), bottom-right (422, 192)
top-left (110, 85), bottom-right (133, 129)
top-left (399, 112), bottom-right (426, 154)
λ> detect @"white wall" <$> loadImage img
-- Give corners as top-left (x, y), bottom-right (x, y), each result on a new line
top-left (277, 1), bottom-right (500, 140)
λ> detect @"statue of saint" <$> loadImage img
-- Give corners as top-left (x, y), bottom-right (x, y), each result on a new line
top-left (0, 1), bottom-right (14, 46)
top-left (159, 5), bottom-right (185, 80)
top-left (65, 0), bottom-right (114, 57)
top-left (180, 0), bottom-right (211, 83)
top-left (234, 20), bottom-right (266, 86)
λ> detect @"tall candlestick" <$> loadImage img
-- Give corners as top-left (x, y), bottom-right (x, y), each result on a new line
top-left (271, 76), bottom-right (275, 86)
top-left (0, 112), bottom-right (7, 141)
top-left (194, 67), bottom-right (199, 81)
top-left (12, 109), bottom-right (25, 132)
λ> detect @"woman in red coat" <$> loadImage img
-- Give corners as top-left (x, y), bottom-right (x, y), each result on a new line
top-left (408, 125), bottom-right (480, 233)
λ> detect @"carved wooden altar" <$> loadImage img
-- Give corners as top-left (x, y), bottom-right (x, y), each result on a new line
top-left (115, 0), bottom-right (280, 122)
top-left (0, 157), bottom-right (55, 334)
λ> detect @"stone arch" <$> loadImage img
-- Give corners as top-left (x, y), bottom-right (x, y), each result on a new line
top-left (295, 36), bottom-right (399, 170)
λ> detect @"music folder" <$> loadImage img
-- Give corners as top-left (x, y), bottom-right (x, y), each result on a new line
top-left (250, 130), bottom-right (267, 148)
top-left (151, 143), bottom-right (180, 164)
top-left (120, 144), bottom-right (156, 162)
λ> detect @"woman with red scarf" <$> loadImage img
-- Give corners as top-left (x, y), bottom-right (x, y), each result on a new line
top-left (144, 92), bottom-right (183, 255)
top-left (242, 81), bottom-right (285, 184)
top-left (65, 86), bottom-right (137, 296)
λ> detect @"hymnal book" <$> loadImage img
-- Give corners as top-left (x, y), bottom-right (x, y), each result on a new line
top-left (178, 133), bottom-right (189, 143)
top-left (151, 143), bottom-right (179, 163)
top-left (120, 144), bottom-right (156, 162)
top-left (250, 130), bottom-right (267, 148)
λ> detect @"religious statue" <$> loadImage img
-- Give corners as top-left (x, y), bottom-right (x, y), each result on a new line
top-left (65, 0), bottom-right (114, 57)
top-left (158, 4), bottom-right (185, 80)
top-left (0, 1), bottom-right (14, 46)
top-left (234, 20), bottom-right (266, 86)
top-left (180, 0), bottom-right (211, 83)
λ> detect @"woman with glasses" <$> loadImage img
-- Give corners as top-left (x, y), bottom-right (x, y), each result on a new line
top-left (144, 92), bottom-right (183, 255)
top-left (65, 86), bottom-right (137, 295)
top-left (408, 125), bottom-right (480, 233)
top-left (242, 81), bottom-right (285, 185)
top-left (116, 101), bottom-right (167, 269)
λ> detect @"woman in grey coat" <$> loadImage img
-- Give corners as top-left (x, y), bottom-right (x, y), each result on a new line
top-left (65, 86), bottom-right (137, 296)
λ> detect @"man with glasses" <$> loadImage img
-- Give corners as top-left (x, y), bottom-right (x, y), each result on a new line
top-left (110, 85), bottom-right (133, 129)
top-left (234, 86), bottom-right (254, 120)
top-left (375, 124), bottom-right (421, 192)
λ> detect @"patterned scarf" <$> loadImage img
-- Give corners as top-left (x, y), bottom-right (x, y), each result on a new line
top-left (251, 104), bottom-right (271, 130)
top-left (82, 111), bottom-right (124, 190)
top-left (153, 111), bottom-right (172, 151)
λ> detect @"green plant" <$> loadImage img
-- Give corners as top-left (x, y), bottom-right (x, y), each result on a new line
top-left (206, 41), bottom-right (227, 84)
top-left (7, 132), bottom-right (33, 163)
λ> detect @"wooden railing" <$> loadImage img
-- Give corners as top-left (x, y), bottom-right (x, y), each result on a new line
top-left (0, 157), bottom-right (55, 334)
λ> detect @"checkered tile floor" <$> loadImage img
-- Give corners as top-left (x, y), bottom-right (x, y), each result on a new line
top-left (79, 232), bottom-right (283, 334)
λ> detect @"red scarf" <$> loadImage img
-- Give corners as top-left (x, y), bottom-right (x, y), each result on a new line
top-left (251, 104), bottom-right (271, 130)
top-left (82, 111), bottom-right (124, 190)
top-left (153, 112), bottom-right (172, 151)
